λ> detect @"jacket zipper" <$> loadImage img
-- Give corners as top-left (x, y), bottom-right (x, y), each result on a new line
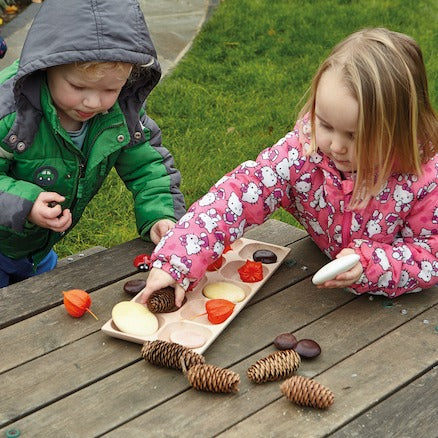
top-left (69, 122), bottom-right (125, 210)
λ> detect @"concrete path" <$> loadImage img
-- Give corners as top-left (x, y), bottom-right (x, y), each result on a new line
top-left (0, 0), bottom-right (217, 76)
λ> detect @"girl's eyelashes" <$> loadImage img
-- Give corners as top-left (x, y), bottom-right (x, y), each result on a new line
top-left (318, 119), bottom-right (355, 140)
top-left (318, 120), bottom-right (332, 131)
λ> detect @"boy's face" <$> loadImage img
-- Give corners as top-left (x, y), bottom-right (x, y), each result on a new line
top-left (46, 63), bottom-right (132, 131)
top-left (314, 67), bottom-right (358, 173)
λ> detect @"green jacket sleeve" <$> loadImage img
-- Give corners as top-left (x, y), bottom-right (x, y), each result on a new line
top-left (115, 114), bottom-right (185, 239)
top-left (0, 114), bottom-right (44, 232)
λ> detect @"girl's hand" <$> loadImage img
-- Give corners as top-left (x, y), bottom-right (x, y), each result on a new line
top-left (316, 248), bottom-right (363, 289)
top-left (149, 219), bottom-right (175, 244)
top-left (27, 192), bottom-right (72, 232)
top-left (139, 268), bottom-right (186, 307)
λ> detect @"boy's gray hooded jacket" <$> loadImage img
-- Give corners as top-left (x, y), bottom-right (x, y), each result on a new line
top-left (0, 0), bottom-right (185, 264)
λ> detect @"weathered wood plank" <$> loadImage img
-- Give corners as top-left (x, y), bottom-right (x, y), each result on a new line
top-left (0, 275), bottom-right (147, 374)
top-left (0, 219), bottom-right (304, 330)
top-left (218, 303), bottom-right (438, 438)
top-left (0, 279), bottom-right (351, 434)
top-left (0, 238), bottom-right (153, 329)
top-left (0, 220), bottom-right (311, 372)
top-left (244, 219), bottom-right (307, 245)
top-left (103, 288), bottom-right (438, 437)
top-left (3, 220), bottom-right (435, 436)
top-left (0, 240), bottom-right (322, 428)
top-left (331, 367), bottom-right (438, 438)
top-left (3, 284), bottom-right (436, 436)
top-left (56, 245), bottom-right (107, 267)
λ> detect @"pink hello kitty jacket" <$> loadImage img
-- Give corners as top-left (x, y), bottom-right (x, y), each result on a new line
top-left (151, 116), bottom-right (438, 298)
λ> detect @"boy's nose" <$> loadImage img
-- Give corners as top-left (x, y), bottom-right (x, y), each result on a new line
top-left (83, 93), bottom-right (101, 109)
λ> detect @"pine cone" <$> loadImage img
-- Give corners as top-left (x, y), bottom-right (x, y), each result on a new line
top-left (186, 364), bottom-right (240, 393)
top-left (146, 287), bottom-right (179, 313)
top-left (141, 340), bottom-right (205, 370)
top-left (280, 375), bottom-right (334, 409)
top-left (247, 349), bottom-right (301, 383)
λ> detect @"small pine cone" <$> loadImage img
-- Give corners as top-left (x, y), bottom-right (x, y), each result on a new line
top-left (280, 375), bottom-right (334, 409)
top-left (141, 340), bottom-right (205, 370)
top-left (147, 287), bottom-right (178, 313)
top-left (186, 364), bottom-right (240, 393)
top-left (247, 349), bottom-right (301, 383)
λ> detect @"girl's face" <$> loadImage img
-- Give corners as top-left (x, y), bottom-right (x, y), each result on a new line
top-left (47, 63), bottom-right (132, 131)
top-left (314, 68), bottom-right (359, 173)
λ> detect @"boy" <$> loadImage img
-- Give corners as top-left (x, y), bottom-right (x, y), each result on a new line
top-left (0, 0), bottom-right (185, 287)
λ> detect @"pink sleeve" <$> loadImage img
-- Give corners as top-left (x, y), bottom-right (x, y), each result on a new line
top-left (150, 121), bottom-right (307, 290)
top-left (350, 184), bottom-right (438, 297)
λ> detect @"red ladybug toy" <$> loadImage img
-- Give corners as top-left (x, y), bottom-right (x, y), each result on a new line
top-left (133, 254), bottom-right (151, 271)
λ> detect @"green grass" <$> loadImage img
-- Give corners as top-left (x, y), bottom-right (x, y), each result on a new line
top-left (54, 0), bottom-right (438, 258)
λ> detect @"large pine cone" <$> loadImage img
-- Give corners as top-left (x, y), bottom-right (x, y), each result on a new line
top-left (247, 349), bottom-right (301, 383)
top-left (186, 364), bottom-right (240, 393)
top-left (280, 375), bottom-right (334, 409)
top-left (141, 340), bottom-right (205, 370)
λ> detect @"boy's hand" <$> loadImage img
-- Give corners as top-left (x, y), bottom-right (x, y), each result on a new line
top-left (149, 219), bottom-right (175, 244)
top-left (316, 248), bottom-right (363, 289)
top-left (27, 192), bottom-right (72, 232)
top-left (139, 268), bottom-right (186, 307)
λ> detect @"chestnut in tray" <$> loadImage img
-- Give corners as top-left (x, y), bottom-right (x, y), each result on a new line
top-left (123, 279), bottom-right (146, 296)
top-left (253, 249), bottom-right (277, 264)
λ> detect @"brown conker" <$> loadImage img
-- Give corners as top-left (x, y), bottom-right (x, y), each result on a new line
top-left (274, 332), bottom-right (298, 350)
top-left (123, 279), bottom-right (146, 296)
top-left (294, 339), bottom-right (321, 358)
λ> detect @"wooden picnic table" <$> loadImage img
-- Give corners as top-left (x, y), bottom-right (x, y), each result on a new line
top-left (0, 218), bottom-right (437, 437)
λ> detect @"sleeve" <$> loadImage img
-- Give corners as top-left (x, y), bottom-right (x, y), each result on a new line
top-left (0, 116), bottom-right (44, 233)
top-left (149, 122), bottom-right (305, 290)
top-left (115, 113), bottom-right (186, 240)
top-left (349, 182), bottom-right (438, 297)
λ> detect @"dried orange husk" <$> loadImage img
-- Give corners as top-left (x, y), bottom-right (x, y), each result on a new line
top-left (63, 289), bottom-right (98, 320)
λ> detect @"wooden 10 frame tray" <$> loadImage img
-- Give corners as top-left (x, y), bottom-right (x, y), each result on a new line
top-left (101, 238), bottom-right (291, 354)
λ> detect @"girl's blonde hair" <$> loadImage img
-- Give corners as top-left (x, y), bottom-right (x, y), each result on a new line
top-left (301, 28), bottom-right (438, 208)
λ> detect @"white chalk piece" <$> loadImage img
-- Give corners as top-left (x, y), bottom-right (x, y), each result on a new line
top-left (312, 254), bottom-right (360, 285)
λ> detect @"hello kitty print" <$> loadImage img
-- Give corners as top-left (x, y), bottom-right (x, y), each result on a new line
top-left (151, 115), bottom-right (438, 297)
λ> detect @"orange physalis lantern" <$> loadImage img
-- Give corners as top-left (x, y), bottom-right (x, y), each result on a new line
top-left (206, 255), bottom-right (224, 272)
top-left (189, 299), bottom-right (235, 324)
top-left (63, 289), bottom-right (98, 320)
top-left (205, 299), bottom-right (235, 324)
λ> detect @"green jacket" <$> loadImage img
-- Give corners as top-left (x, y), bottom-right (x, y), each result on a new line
top-left (0, 0), bottom-right (185, 264)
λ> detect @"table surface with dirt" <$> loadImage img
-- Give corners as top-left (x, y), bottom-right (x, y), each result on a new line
top-left (0, 219), bottom-right (437, 437)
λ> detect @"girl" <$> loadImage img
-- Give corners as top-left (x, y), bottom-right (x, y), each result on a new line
top-left (141, 28), bottom-right (438, 306)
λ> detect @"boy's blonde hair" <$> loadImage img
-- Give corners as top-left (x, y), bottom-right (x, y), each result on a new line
top-left (301, 28), bottom-right (438, 208)
top-left (75, 60), bottom-right (134, 81)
